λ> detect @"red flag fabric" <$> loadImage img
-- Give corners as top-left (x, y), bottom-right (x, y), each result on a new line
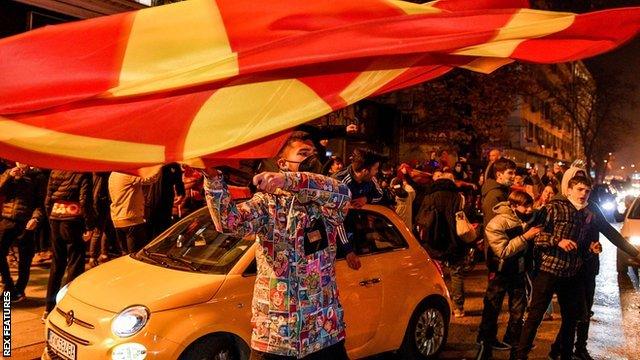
top-left (0, 0), bottom-right (638, 171)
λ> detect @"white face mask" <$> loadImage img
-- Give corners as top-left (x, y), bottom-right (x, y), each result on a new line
top-left (567, 195), bottom-right (588, 210)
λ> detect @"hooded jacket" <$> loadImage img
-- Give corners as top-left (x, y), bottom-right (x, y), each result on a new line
top-left (485, 201), bottom-right (530, 273)
top-left (481, 178), bottom-right (510, 227)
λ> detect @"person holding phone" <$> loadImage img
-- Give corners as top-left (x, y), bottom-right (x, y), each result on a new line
top-left (476, 191), bottom-right (542, 359)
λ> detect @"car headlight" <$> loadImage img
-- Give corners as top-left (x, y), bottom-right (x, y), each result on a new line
top-left (602, 201), bottom-right (615, 211)
top-left (628, 236), bottom-right (640, 246)
top-left (111, 306), bottom-right (149, 338)
top-left (56, 284), bottom-right (69, 304)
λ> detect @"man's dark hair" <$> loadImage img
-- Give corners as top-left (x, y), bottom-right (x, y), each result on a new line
top-left (351, 148), bottom-right (383, 172)
top-left (491, 158), bottom-right (517, 178)
top-left (277, 131), bottom-right (313, 158)
top-left (508, 190), bottom-right (533, 207)
top-left (568, 175), bottom-right (592, 189)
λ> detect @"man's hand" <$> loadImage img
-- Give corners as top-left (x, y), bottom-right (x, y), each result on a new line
top-left (25, 219), bottom-right (38, 231)
top-left (83, 230), bottom-right (94, 242)
top-left (173, 195), bottom-right (185, 206)
top-left (350, 197), bottom-right (367, 209)
top-left (9, 167), bottom-right (23, 178)
top-left (253, 172), bottom-right (286, 193)
top-left (523, 226), bottom-right (542, 240)
top-left (558, 239), bottom-right (578, 252)
top-left (589, 241), bottom-right (603, 254)
top-left (346, 124), bottom-right (358, 134)
top-left (346, 252), bottom-right (361, 270)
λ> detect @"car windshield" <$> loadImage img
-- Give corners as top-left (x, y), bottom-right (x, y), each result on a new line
top-left (133, 208), bottom-right (254, 274)
top-left (628, 199), bottom-right (640, 220)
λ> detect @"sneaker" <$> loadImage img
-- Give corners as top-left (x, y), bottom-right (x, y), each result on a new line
top-left (491, 340), bottom-right (512, 351)
top-left (41, 311), bottom-right (49, 324)
top-left (573, 349), bottom-right (594, 360)
top-left (453, 308), bottom-right (465, 318)
top-left (10, 292), bottom-right (25, 303)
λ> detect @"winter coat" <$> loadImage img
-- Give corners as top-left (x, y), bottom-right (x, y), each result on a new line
top-left (484, 202), bottom-right (530, 273)
top-left (0, 168), bottom-right (45, 223)
top-left (416, 179), bottom-right (464, 261)
top-left (481, 178), bottom-right (510, 228)
top-left (45, 170), bottom-right (93, 228)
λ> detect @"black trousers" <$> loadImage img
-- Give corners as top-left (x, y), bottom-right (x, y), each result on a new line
top-left (552, 258), bottom-right (597, 353)
top-left (478, 272), bottom-right (527, 347)
top-left (514, 271), bottom-right (586, 360)
top-left (115, 223), bottom-right (148, 254)
top-left (45, 219), bottom-right (85, 311)
top-left (0, 218), bottom-right (35, 294)
top-left (249, 340), bottom-right (349, 360)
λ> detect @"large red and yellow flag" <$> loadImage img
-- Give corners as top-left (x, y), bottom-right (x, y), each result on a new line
top-left (0, 0), bottom-right (638, 171)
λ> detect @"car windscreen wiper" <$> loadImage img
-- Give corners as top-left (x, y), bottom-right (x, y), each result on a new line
top-left (142, 248), bottom-right (170, 267)
top-left (166, 253), bottom-right (201, 272)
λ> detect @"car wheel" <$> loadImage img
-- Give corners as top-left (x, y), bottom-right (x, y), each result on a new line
top-left (179, 335), bottom-right (238, 360)
top-left (399, 299), bottom-right (449, 359)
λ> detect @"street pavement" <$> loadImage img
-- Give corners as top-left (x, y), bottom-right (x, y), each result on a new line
top-left (7, 225), bottom-right (640, 360)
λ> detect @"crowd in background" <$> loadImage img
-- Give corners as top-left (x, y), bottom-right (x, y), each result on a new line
top-left (0, 123), bottom-right (626, 360)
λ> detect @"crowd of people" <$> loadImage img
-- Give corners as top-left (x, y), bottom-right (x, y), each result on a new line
top-left (0, 160), bottom-right (205, 322)
top-left (2, 125), bottom-right (640, 360)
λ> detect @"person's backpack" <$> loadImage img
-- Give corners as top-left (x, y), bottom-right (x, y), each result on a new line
top-left (416, 202), bottom-right (452, 260)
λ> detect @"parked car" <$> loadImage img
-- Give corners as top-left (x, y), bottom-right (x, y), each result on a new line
top-left (618, 197), bottom-right (640, 275)
top-left (43, 205), bottom-right (451, 360)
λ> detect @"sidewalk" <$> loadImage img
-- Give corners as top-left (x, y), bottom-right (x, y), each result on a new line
top-left (8, 262), bottom-right (49, 360)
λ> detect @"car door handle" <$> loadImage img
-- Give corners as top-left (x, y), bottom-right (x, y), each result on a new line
top-left (359, 278), bottom-right (382, 286)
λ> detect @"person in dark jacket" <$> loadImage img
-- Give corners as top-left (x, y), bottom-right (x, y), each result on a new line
top-left (476, 191), bottom-right (542, 359)
top-left (43, 170), bottom-right (94, 320)
top-left (146, 163), bottom-right (185, 238)
top-left (88, 172), bottom-right (116, 266)
top-left (481, 158), bottom-right (516, 228)
top-left (416, 170), bottom-right (467, 316)
top-left (0, 163), bottom-right (45, 302)
top-left (333, 147), bottom-right (385, 270)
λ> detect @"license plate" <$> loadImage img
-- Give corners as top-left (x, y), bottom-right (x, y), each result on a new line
top-left (47, 329), bottom-right (77, 360)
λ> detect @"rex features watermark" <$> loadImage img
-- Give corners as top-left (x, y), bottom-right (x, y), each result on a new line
top-left (3, 291), bottom-right (10, 357)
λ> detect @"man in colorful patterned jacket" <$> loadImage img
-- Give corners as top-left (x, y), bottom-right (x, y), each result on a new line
top-left (203, 131), bottom-right (352, 360)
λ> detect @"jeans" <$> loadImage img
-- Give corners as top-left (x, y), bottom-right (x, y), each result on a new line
top-left (478, 272), bottom-right (527, 345)
top-left (0, 219), bottom-right (35, 294)
top-left (45, 219), bottom-right (85, 311)
top-left (249, 340), bottom-right (349, 360)
top-left (514, 271), bottom-right (586, 360)
top-left (445, 261), bottom-right (465, 310)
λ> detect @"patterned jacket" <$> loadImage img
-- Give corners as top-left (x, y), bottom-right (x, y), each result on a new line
top-left (534, 196), bottom-right (594, 277)
top-left (204, 172), bottom-right (351, 358)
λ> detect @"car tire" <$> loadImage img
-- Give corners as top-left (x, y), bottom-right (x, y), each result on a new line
top-left (179, 335), bottom-right (239, 360)
top-left (399, 299), bottom-right (449, 360)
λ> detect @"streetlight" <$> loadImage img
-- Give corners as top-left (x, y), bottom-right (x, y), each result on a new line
top-left (609, 152), bottom-right (612, 156)
top-left (604, 160), bottom-right (608, 163)
top-left (632, 164), bottom-right (636, 168)
top-left (621, 166), bottom-right (625, 170)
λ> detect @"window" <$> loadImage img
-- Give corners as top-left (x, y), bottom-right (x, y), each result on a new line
top-left (343, 210), bottom-right (408, 256)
